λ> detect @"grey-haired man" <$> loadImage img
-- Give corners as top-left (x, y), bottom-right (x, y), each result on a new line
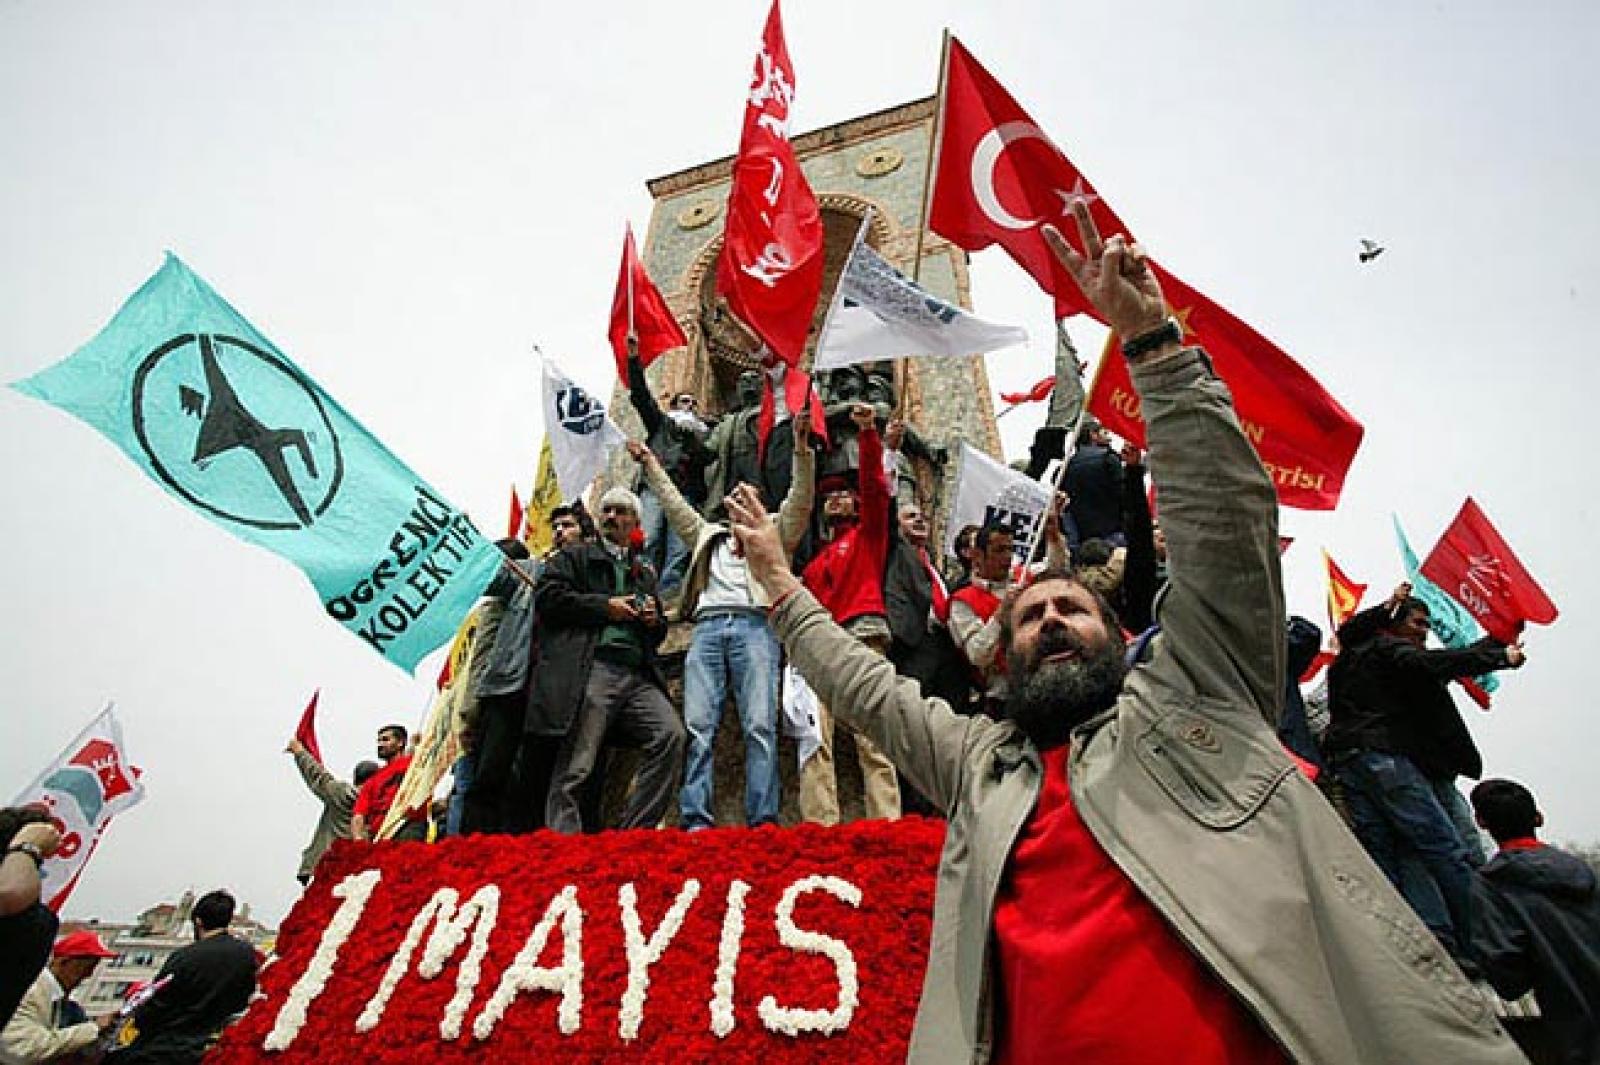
top-left (532, 485), bottom-right (684, 833)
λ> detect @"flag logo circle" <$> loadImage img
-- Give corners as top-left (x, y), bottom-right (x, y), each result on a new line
top-left (130, 333), bottom-right (344, 530)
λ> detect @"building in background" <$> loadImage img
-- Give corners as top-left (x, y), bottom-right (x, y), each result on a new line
top-left (66, 890), bottom-right (275, 1014)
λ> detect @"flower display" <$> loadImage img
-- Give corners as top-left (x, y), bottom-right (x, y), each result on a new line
top-left (214, 818), bottom-right (944, 1063)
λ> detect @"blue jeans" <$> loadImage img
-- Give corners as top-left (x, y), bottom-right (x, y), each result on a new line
top-left (639, 485), bottom-right (690, 596)
top-left (680, 612), bottom-right (781, 829)
top-left (445, 752), bottom-right (474, 837)
top-left (1337, 750), bottom-right (1476, 953)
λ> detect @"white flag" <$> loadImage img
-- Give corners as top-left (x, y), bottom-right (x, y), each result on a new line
top-left (813, 216), bottom-right (1027, 371)
top-left (540, 356), bottom-right (626, 503)
top-left (781, 664), bottom-right (823, 770)
top-left (11, 704), bottom-right (145, 911)
top-left (945, 442), bottom-right (1052, 566)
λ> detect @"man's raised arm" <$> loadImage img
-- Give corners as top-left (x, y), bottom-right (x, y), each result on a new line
top-left (725, 484), bottom-right (984, 813)
top-left (1043, 203), bottom-right (1284, 723)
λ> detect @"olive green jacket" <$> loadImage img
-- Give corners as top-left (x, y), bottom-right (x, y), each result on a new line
top-left (771, 348), bottom-right (1521, 1064)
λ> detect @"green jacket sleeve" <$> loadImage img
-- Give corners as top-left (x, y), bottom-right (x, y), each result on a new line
top-left (294, 749), bottom-right (353, 809)
top-left (1134, 348), bottom-right (1285, 726)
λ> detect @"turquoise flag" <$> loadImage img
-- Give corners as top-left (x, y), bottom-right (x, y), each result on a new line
top-left (13, 254), bottom-right (500, 673)
top-left (1393, 514), bottom-right (1499, 698)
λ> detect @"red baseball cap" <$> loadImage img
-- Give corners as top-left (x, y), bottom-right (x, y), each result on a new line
top-left (53, 931), bottom-right (116, 959)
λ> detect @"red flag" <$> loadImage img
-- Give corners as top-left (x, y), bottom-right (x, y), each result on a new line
top-left (1086, 272), bottom-right (1363, 509)
top-left (1420, 497), bottom-right (1558, 644)
top-left (756, 365), bottom-right (827, 467)
top-left (294, 691), bottom-right (323, 764)
top-left (1000, 375), bottom-right (1055, 406)
top-left (714, 0), bottom-right (825, 367)
top-left (608, 223), bottom-right (687, 381)
top-left (930, 38), bottom-right (1118, 320)
top-left (1323, 549), bottom-right (1368, 631)
top-left (1300, 648), bottom-right (1335, 684)
top-left (930, 37), bottom-right (1363, 510)
top-left (507, 486), bottom-right (525, 541)
top-left (1278, 536), bottom-right (1294, 556)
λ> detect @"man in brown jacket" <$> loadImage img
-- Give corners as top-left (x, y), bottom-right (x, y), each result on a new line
top-left (285, 739), bottom-right (377, 884)
top-left (723, 202), bottom-right (1523, 1063)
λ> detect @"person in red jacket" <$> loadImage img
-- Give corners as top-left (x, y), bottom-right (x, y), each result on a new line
top-left (797, 402), bottom-right (900, 824)
top-left (351, 724), bottom-right (426, 842)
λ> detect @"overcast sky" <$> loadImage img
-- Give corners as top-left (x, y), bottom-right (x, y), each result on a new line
top-left (3, 0), bottom-right (1596, 928)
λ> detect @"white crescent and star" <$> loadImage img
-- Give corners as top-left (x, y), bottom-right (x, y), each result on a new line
top-left (969, 121), bottom-right (1098, 232)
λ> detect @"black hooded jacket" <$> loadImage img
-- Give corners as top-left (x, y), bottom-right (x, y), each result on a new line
top-left (1323, 603), bottom-right (1509, 779)
top-left (1474, 844), bottom-right (1600, 1064)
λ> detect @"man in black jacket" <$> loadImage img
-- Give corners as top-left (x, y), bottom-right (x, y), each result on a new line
top-left (626, 349), bottom-right (711, 599)
top-left (533, 485), bottom-right (683, 833)
top-left (1063, 418), bottom-right (1124, 545)
top-left (113, 891), bottom-right (257, 1064)
top-left (1324, 584), bottom-right (1525, 956)
top-left (1470, 778), bottom-right (1600, 1065)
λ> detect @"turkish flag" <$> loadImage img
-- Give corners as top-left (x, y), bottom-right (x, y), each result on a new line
top-left (1420, 497), bottom-right (1558, 644)
top-left (1323, 549), bottom-right (1368, 630)
top-left (931, 38), bottom-right (1120, 320)
top-left (608, 224), bottom-right (687, 381)
top-left (294, 690), bottom-right (323, 764)
top-left (931, 38), bottom-right (1363, 510)
top-left (714, 0), bottom-right (825, 367)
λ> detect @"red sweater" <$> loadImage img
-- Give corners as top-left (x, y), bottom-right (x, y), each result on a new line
top-left (992, 745), bottom-right (1286, 1064)
top-left (353, 754), bottom-right (415, 823)
top-left (802, 427), bottom-right (890, 627)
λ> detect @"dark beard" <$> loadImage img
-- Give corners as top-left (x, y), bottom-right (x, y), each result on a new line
top-left (1005, 628), bottom-right (1128, 750)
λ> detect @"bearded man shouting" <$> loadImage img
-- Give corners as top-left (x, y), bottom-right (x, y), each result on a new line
top-left (722, 201), bottom-right (1523, 1065)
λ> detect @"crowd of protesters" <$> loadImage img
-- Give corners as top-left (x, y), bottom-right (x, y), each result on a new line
top-left (260, 209), bottom-right (1595, 1062)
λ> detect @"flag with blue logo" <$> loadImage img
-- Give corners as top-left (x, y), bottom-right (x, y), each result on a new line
top-left (1394, 514), bottom-right (1499, 701)
top-left (13, 254), bottom-right (500, 672)
top-left (540, 355), bottom-right (626, 502)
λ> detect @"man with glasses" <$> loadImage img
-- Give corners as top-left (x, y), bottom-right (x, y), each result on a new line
top-left (1325, 582), bottom-right (1526, 959)
top-left (532, 486), bottom-right (683, 833)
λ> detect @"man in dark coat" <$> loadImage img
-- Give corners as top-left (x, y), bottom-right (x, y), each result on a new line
top-left (112, 891), bottom-right (257, 1064)
top-left (1324, 585), bottom-right (1525, 956)
top-left (1470, 778), bottom-right (1600, 1065)
top-left (625, 349), bottom-right (710, 597)
top-left (532, 485), bottom-right (683, 833)
top-left (1062, 418), bottom-right (1124, 545)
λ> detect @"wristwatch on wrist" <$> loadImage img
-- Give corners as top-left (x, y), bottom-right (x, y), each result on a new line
top-left (1121, 317), bottom-right (1183, 361)
top-left (6, 842), bottom-right (44, 868)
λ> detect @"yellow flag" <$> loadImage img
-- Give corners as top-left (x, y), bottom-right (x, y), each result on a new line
top-left (524, 436), bottom-right (561, 556)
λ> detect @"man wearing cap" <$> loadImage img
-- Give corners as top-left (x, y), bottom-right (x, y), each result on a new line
top-left (796, 402), bottom-right (900, 824)
top-left (533, 484), bottom-right (682, 833)
top-left (0, 931), bottom-right (115, 1063)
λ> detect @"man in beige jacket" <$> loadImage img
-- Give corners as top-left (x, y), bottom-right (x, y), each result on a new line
top-left (723, 202), bottom-right (1523, 1063)
top-left (0, 931), bottom-right (114, 1063)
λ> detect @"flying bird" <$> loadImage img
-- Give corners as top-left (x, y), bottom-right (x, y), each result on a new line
top-left (1358, 239), bottom-right (1385, 264)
